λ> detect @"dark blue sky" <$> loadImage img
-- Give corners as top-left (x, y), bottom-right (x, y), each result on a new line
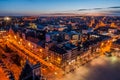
top-left (0, 0), bottom-right (120, 16)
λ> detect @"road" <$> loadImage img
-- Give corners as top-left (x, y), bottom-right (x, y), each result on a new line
top-left (1, 32), bottom-right (119, 80)
top-left (5, 35), bottom-right (63, 79)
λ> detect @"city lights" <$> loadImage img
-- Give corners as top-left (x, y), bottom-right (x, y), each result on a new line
top-left (4, 17), bottom-right (11, 21)
top-left (20, 39), bottom-right (22, 41)
top-left (28, 42), bottom-right (31, 46)
top-left (0, 8), bottom-right (120, 80)
top-left (40, 49), bottom-right (43, 52)
top-left (14, 36), bottom-right (17, 39)
top-left (54, 72), bottom-right (57, 75)
top-left (18, 41), bottom-right (21, 44)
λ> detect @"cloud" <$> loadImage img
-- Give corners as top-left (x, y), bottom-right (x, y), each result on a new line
top-left (108, 6), bottom-right (120, 9)
top-left (78, 6), bottom-right (120, 11)
top-left (93, 8), bottom-right (103, 10)
top-left (78, 9), bottom-right (90, 11)
top-left (77, 6), bottom-right (120, 16)
top-left (78, 8), bottom-right (103, 11)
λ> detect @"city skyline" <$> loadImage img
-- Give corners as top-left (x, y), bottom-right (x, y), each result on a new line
top-left (0, 0), bottom-right (120, 80)
top-left (0, 0), bottom-right (120, 16)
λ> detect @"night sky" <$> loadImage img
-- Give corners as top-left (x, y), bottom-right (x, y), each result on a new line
top-left (0, 0), bottom-right (120, 16)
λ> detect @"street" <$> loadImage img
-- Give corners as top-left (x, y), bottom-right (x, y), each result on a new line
top-left (0, 31), bottom-right (119, 80)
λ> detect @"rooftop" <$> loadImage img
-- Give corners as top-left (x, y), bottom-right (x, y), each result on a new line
top-left (49, 45), bottom-right (67, 54)
top-left (114, 39), bottom-right (120, 45)
top-left (82, 34), bottom-right (111, 48)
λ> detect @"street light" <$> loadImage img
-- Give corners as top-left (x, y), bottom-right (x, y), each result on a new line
top-left (57, 57), bottom-right (61, 62)
top-left (18, 41), bottom-right (21, 44)
top-left (28, 42), bottom-right (31, 46)
top-left (40, 49), bottom-right (42, 52)
top-left (20, 39), bottom-right (22, 41)
top-left (14, 36), bottom-right (17, 39)
top-left (8, 35), bottom-right (11, 38)
top-left (101, 43), bottom-right (104, 46)
top-left (54, 72), bottom-right (57, 75)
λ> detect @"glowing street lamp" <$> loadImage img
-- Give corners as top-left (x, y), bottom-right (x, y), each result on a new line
top-left (31, 45), bottom-right (33, 48)
top-left (101, 43), bottom-right (104, 46)
top-left (57, 57), bottom-right (61, 61)
top-left (28, 42), bottom-right (31, 46)
top-left (40, 49), bottom-right (43, 52)
top-left (18, 41), bottom-right (21, 44)
top-left (8, 35), bottom-right (11, 37)
top-left (14, 36), bottom-right (17, 39)
top-left (54, 72), bottom-right (57, 75)
top-left (20, 39), bottom-right (22, 41)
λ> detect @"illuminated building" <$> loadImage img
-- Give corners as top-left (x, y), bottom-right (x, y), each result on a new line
top-left (1, 16), bottom-right (120, 79)
top-left (65, 31), bottom-right (80, 40)
top-left (23, 17), bottom-right (37, 21)
top-left (29, 23), bottom-right (37, 29)
top-left (44, 32), bottom-right (112, 73)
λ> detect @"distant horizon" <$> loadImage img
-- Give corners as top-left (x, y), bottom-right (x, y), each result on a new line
top-left (0, 12), bottom-right (120, 17)
top-left (0, 0), bottom-right (120, 16)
